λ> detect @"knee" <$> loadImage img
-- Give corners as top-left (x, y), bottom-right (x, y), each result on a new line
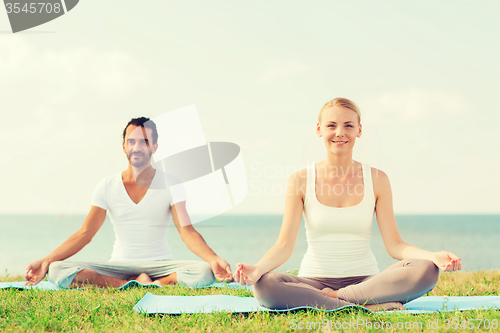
top-left (47, 261), bottom-right (63, 271)
top-left (254, 272), bottom-right (301, 309)
top-left (200, 262), bottom-right (216, 286)
top-left (253, 272), bottom-right (278, 308)
top-left (47, 261), bottom-right (80, 289)
top-left (409, 259), bottom-right (439, 289)
top-left (46, 261), bottom-right (62, 281)
top-left (253, 271), bottom-right (284, 299)
top-left (47, 261), bottom-right (70, 280)
top-left (189, 262), bottom-right (215, 288)
top-left (254, 272), bottom-right (278, 290)
top-left (422, 259), bottom-right (439, 286)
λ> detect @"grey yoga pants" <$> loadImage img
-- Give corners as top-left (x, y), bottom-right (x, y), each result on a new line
top-left (253, 258), bottom-right (439, 310)
top-left (46, 260), bottom-right (215, 289)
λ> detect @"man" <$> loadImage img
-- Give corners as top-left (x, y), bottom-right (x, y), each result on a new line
top-left (25, 117), bottom-right (232, 288)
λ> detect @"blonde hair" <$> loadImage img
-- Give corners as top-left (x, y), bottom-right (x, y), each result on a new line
top-left (318, 97), bottom-right (361, 124)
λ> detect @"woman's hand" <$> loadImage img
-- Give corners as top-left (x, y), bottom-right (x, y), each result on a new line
top-left (233, 263), bottom-right (263, 286)
top-left (431, 251), bottom-right (462, 272)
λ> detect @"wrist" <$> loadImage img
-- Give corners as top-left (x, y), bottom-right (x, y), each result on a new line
top-left (42, 257), bottom-right (55, 265)
top-left (207, 254), bottom-right (220, 264)
top-left (430, 251), bottom-right (446, 262)
top-left (253, 265), bottom-right (265, 278)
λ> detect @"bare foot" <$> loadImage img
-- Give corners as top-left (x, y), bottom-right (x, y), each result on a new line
top-left (296, 282), bottom-right (403, 311)
top-left (135, 273), bottom-right (153, 285)
top-left (318, 287), bottom-right (338, 298)
top-left (152, 280), bottom-right (164, 288)
top-left (363, 302), bottom-right (405, 312)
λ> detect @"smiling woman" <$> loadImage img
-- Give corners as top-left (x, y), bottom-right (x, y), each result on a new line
top-left (233, 97), bottom-right (462, 312)
top-left (316, 98), bottom-right (362, 157)
top-left (318, 97), bottom-right (361, 124)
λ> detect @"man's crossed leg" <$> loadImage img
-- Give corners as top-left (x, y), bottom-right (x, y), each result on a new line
top-left (47, 260), bottom-right (215, 289)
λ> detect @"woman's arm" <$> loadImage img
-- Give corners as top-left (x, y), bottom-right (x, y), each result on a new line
top-left (234, 169), bottom-right (306, 285)
top-left (373, 168), bottom-right (461, 272)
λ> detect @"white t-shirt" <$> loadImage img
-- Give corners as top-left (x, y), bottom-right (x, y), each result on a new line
top-left (90, 170), bottom-right (186, 262)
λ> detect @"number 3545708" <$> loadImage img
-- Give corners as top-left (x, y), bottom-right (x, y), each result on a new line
top-left (5, 2), bottom-right (62, 14)
top-left (443, 318), bottom-right (498, 330)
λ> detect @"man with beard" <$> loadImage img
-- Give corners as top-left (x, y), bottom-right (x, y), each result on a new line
top-left (24, 117), bottom-right (232, 288)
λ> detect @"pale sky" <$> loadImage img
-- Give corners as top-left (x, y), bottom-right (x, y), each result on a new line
top-left (1, 0), bottom-right (499, 215)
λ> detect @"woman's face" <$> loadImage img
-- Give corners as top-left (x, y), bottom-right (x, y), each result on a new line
top-left (316, 106), bottom-right (362, 154)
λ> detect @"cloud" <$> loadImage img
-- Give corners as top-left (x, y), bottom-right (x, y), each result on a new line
top-left (0, 37), bottom-right (153, 213)
top-left (0, 36), bottom-right (151, 106)
top-left (361, 89), bottom-right (467, 124)
top-left (259, 60), bottom-right (311, 82)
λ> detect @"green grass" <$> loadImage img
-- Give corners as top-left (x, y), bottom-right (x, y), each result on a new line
top-left (1, 270), bottom-right (499, 332)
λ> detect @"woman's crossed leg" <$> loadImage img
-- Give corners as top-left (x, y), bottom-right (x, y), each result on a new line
top-left (253, 258), bottom-right (439, 311)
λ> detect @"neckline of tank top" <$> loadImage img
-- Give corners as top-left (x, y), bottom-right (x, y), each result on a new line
top-left (312, 162), bottom-right (366, 209)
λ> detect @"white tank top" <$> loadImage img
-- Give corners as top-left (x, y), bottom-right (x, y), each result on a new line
top-left (298, 162), bottom-right (380, 278)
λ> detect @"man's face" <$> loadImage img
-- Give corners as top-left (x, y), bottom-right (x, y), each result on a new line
top-left (122, 125), bottom-right (158, 168)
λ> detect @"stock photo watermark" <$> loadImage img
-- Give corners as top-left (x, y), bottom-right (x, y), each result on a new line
top-left (290, 318), bottom-right (499, 330)
top-left (248, 161), bottom-right (381, 197)
top-left (3, 0), bottom-right (79, 33)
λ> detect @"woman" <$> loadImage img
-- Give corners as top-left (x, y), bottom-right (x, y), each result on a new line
top-left (234, 98), bottom-right (461, 311)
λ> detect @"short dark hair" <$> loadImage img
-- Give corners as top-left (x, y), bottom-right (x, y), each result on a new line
top-left (122, 117), bottom-right (158, 145)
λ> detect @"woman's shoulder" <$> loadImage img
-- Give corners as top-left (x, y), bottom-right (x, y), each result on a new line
top-left (368, 166), bottom-right (391, 197)
top-left (286, 167), bottom-right (309, 198)
top-left (289, 166), bottom-right (309, 182)
top-left (368, 166), bottom-right (388, 181)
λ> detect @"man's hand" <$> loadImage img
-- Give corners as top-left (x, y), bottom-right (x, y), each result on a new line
top-left (431, 251), bottom-right (462, 272)
top-left (24, 259), bottom-right (50, 286)
top-left (210, 257), bottom-right (233, 282)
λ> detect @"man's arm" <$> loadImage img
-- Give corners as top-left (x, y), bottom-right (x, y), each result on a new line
top-left (171, 202), bottom-right (232, 281)
top-left (25, 206), bottom-right (106, 285)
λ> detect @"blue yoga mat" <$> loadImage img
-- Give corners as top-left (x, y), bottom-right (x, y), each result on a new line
top-left (133, 292), bottom-right (367, 314)
top-left (0, 281), bottom-right (251, 291)
top-left (0, 280), bottom-right (158, 291)
top-left (132, 293), bottom-right (500, 315)
top-left (0, 281), bottom-right (60, 291)
top-left (398, 296), bottom-right (500, 314)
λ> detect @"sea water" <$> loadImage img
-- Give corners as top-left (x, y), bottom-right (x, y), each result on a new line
top-left (0, 214), bottom-right (499, 277)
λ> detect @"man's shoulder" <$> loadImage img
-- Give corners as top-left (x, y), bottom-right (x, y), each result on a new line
top-left (96, 173), bottom-right (122, 188)
top-left (91, 173), bottom-right (121, 209)
top-left (152, 170), bottom-right (183, 189)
